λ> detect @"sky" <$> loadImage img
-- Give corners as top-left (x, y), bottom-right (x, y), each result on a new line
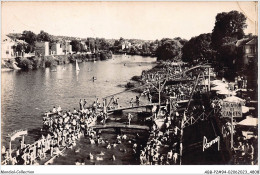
top-left (1, 1), bottom-right (258, 40)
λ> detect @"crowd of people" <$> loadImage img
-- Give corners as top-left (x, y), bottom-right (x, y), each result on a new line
top-left (1, 98), bottom-right (108, 165)
top-left (2, 63), bottom-right (257, 166)
top-left (138, 104), bottom-right (183, 165)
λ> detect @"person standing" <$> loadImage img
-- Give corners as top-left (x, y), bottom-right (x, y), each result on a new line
top-left (248, 143), bottom-right (254, 165)
top-left (79, 99), bottom-right (84, 110)
top-left (128, 113), bottom-right (133, 126)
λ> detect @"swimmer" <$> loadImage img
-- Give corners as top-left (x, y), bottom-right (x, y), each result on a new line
top-left (75, 159), bottom-right (81, 165)
top-left (122, 134), bottom-right (127, 140)
top-left (90, 139), bottom-right (95, 145)
top-left (89, 153), bottom-right (94, 160)
top-left (99, 151), bottom-right (105, 156)
top-left (106, 143), bottom-right (111, 149)
top-left (112, 155), bottom-right (116, 161)
top-left (113, 143), bottom-right (117, 148)
top-left (96, 156), bottom-right (103, 161)
top-left (75, 148), bottom-right (80, 153)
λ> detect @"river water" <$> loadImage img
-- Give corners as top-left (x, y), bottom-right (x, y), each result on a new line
top-left (1, 55), bottom-right (156, 164)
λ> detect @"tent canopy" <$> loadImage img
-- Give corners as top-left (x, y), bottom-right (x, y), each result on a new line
top-left (237, 116), bottom-right (258, 127)
top-left (223, 96), bottom-right (245, 103)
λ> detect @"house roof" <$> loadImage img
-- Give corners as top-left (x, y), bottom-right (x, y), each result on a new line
top-left (2, 35), bottom-right (14, 42)
top-left (235, 38), bottom-right (249, 47)
top-left (235, 37), bottom-right (258, 47)
top-left (246, 38), bottom-right (257, 45)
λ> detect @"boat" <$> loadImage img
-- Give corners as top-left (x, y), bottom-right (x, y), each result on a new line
top-left (76, 59), bottom-right (80, 71)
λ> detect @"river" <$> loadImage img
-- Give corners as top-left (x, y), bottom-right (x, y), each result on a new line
top-left (1, 54), bottom-right (156, 164)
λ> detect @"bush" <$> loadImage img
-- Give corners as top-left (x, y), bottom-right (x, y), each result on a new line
top-left (45, 56), bottom-right (57, 67)
top-left (125, 82), bottom-right (135, 88)
top-left (18, 57), bottom-right (33, 69)
top-left (131, 76), bottom-right (141, 82)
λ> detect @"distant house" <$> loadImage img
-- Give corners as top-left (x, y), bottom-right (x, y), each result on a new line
top-left (61, 41), bottom-right (72, 55)
top-left (50, 43), bottom-right (63, 55)
top-left (121, 41), bottom-right (131, 50)
top-left (2, 35), bottom-right (16, 58)
top-left (236, 37), bottom-right (258, 65)
top-left (35, 41), bottom-right (49, 56)
top-left (2, 35), bottom-right (29, 58)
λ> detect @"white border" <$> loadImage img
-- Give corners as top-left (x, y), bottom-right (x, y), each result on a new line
top-left (0, 0), bottom-right (259, 175)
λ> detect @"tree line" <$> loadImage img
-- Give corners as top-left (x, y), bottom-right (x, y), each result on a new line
top-left (9, 10), bottom-right (256, 81)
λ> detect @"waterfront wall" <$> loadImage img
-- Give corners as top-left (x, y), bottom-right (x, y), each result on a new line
top-left (1, 52), bottom-right (112, 70)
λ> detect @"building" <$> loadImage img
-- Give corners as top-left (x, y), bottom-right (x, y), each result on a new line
top-left (2, 35), bottom-right (15, 58)
top-left (50, 43), bottom-right (63, 55)
top-left (61, 41), bottom-right (72, 55)
top-left (35, 41), bottom-right (49, 56)
top-left (121, 41), bottom-right (132, 50)
top-left (2, 35), bottom-right (30, 58)
top-left (236, 37), bottom-right (258, 65)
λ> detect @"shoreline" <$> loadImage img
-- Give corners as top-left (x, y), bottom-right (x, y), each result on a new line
top-left (1, 53), bottom-right (156, 71)
top-left (1, 52), bottom-right (113, 71)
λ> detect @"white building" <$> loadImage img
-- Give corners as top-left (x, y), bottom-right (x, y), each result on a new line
top-left (2, 35), bottom-right (15, 58)
top-left (50, 43), bottom-right (63, 55)
top-left (61, 41), bottom-right (72, 55)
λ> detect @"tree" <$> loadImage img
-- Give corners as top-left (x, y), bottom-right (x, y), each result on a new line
top-left (37, 30), bottom-right (53, 42)
top-left (86, 38), bottom-right (95, 52)
top-left (182, 33), bottom-right (215, 64)
top-left (142, 43), bottom-right (150, 55)
top-left (156, 38), bottom-right (183, 61)
top-left (70, 40), bottom-right (82, 53)
top-left (21, 31), bottom-right (37, 45)
top-left (211, 11), bottom-right (247, 49)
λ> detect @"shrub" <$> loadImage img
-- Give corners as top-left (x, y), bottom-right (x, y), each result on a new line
top-left (18, 58), bottom-right (33, 69)
top-left (125, 82), bottom-right (135, 88)
top-left (131, 76), bottom-right (141, 82)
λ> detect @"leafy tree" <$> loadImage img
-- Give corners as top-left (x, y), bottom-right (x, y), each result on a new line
top-left (211, 11), bottom-right (247, 49)
top-left (25, 45), bottom-right (35, 53)
top-left (13, 43), bottom-right (24, 53)
top-left (21, 31), bottom-right (37, 45)
top-left (86, 38), bottom-right (95, 52)
top-left (156, 38), bottom-right (183, 61)
top-left (142, 43), bottom-right (150, 54)
top-left (70, 40), bottom-right (82, 53)
top-left (211, 11), bottom-right (247, 79)
top-left (182, 33), bottom-right (215, 64)
top-left (37, 30), bottom-right (53, 42)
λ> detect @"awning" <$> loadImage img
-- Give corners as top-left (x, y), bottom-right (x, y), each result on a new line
top-left (237, 116), bottom-right (258, 127)
top-left (223, 96), bottom-right (245, 103)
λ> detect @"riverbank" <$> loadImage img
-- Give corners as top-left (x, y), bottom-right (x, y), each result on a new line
top-left (1, 51), bottom-right (112, 70)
